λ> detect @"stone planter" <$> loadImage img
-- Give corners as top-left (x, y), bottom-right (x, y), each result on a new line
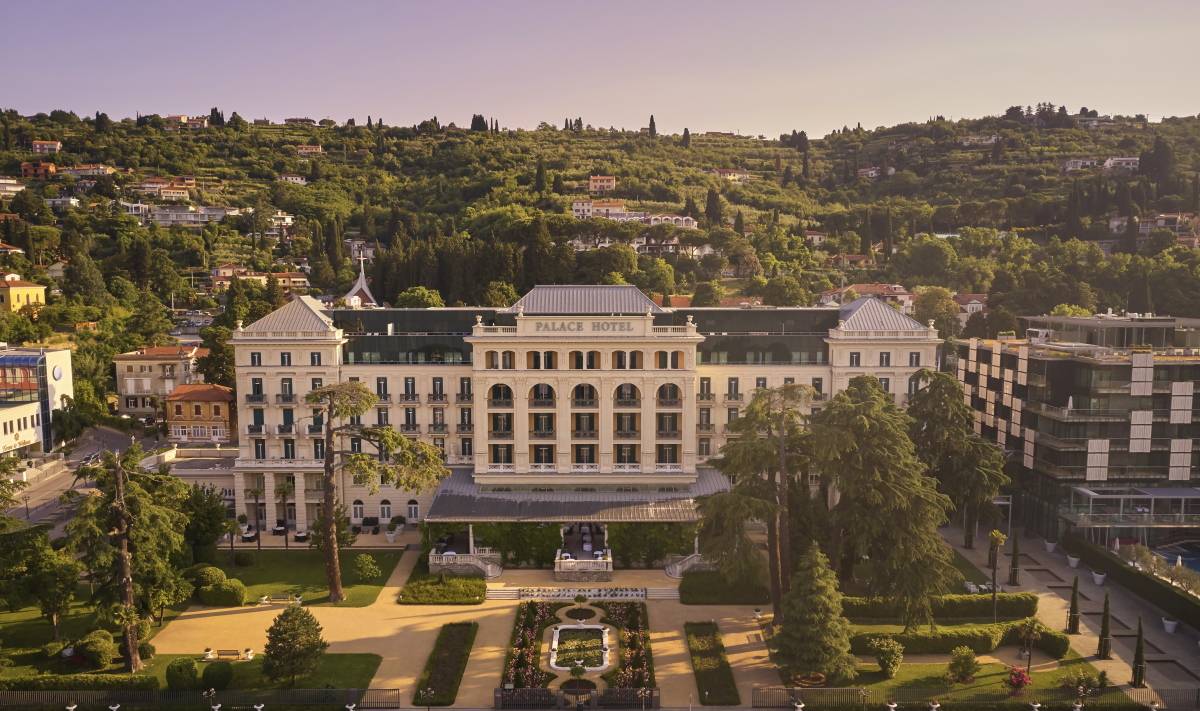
top-left (1044, 540), bottom-right (1057, 554)
top-left (1092, 571), bottom-right (1107, 586)
top-left (384, 530), bottom-right (396, 544)
top-left (1162, 618), bottom-right (1179, 634)
top-left (1067, 555), bottom-right (1080, 568)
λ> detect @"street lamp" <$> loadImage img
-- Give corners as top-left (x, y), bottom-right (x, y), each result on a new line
top-left (422, 686), bottom-right (435, 711)
top-left (792, 700), bottom-right (804, 711)
top-left (23, 494), bottom-right (30, 520)
top-left (638, 686), bottom-right (651, 711)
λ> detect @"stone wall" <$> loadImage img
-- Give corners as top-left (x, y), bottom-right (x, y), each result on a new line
top-left (553, 569), bottom-right (613, 582)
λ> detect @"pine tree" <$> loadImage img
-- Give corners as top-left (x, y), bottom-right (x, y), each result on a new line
top-left (770, 541), bottom-right (857, 683)
top-left (1131, 617), bottom-right (1145, 687)
top-left (1008, 534), bottom-right (1021, 586)
top-left (262, 606), bottom-right (329, 686)
top-left (782, 165), bottom-right (793, 186)
top-left (681, 127), bottom-right (690, 148)
top-left (1097, 593), bottom-right (1112, 658)
top-left (648, 114), bottom-right (656, 138)
top-left (1067, 576), bottom-right (1080, 633)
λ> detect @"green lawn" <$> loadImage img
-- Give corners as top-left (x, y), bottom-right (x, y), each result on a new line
top-left (556, 628), bottom-right (604, 668)
top-left (414, 622), bottom-right (478, 705)
top-left (951, 548), bottom-right (990, 585)
top-left (684, 622), bottom-right (740, 706)
top-left (854, 650), bottom-right (1106, 700)
top-left (215, 549), bottom-right (402, 607)
top-left (397, 561), bottom-right (485, 605)
top-left (147, 653), bottom-right (381, 689)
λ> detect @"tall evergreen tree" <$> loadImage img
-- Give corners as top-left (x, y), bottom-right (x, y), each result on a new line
top-left (770, 541), bottom-right (857, 683)
top-left (648, 114), bottom-right (656, 138)
top-left (1066, 576), bottom-right (1080, 634)
top-left (1131, 617), bottom-right (1146, 687)
top-left (681, 127), bottom-right (690, 148)
top-left (1097, 593), bottom-right (1112, 658)
top-left (733, 210), bottom-right (745, 235)
top-left (534, 159), bottom-right (546, 194)
top-left (263, 606), bottom-right (328, 686)
top-left (704, 188), bottom-right (723, 226)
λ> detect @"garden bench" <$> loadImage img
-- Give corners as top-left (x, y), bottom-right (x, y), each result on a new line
top-left (258, 593), bottom-right (301, 605)
top-left (216, 649), bottom-right (242, 661)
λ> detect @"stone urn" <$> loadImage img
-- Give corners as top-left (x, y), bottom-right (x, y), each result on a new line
top-left (1044, 540), bottom-right (1057, 554)
top-left (1067, 555), bottom-right (1080, 569)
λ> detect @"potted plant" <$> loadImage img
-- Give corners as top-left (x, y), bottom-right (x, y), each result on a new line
top-left (1067, 554), bottom-right (1081, 569)
top-left (1091, 570), bottom-right (1107, 586)
top-left (384, 525), bottom-right (396, 543)
top-left (1044, 539), bottom-right (1057, 554)
top-left (1162, 617), bottom-right (1179, 634)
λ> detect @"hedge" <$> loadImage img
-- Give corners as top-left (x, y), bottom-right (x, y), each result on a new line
top-left (851, 618), bottom-right (1069, 658)
top-left (1063, 535), bottom-right (1200, 625)
top-left (413, 622), bottom-right (478, 705)
top-left (684, 622), bottom-right (740, 705)
top-left (201, 660), bottom-right (234, 690)
top-left (165, 657), bottom-right (199, 691)
top-left (197, 578), bottom-right (247, 606)
top-left (843, 593), bottom-right (1039, 622)
top-left (679, 570), bottom-right (770, 605)
top-left (398, 569), bottom-right (486, 605)
top-left (76, 630), bottom-right (117, 670)
top-left (0, 674), bottom-right (159, 691)
top-left (188, 564), bottom-right (226, 587)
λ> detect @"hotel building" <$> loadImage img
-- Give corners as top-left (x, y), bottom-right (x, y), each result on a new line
top-left (953, 312), bottom-right (1200, 543)
top-left (0, 345), bottom-right (73, 457)
top-left (230, 285), bottom-right (939, 577)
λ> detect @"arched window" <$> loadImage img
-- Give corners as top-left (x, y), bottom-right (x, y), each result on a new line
top-left (489, 384), bottom-right (513, 406)
top-left (614, 383), bottom-right (641, 407)
top-left (380, 499), bottom-right (392, 521)
top-left (569, 351), bottom-right (584, 369)
top-left (351, 499), bottom-right (364, 521)
top-left (657, 383), bottom-right (681, 405)
top-left (572, 384), bottom-right (597, 406)
top-left (543, 351), bottom-right (557, 369)
top-left (527, 351), bottom-right (542, 369)
top-left (529, 384), bottom-right (556, 406)
top-left (613, 351), bottom-right (627, 369)
top-left (407, 499), bottom-right (419, 521)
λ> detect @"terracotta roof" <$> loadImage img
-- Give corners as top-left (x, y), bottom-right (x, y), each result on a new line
top-left (953, 293), bottom-right (988, 305)
top-left (0, 280), bottom-right (43, 288)
top-left (168, 383), bottom-right (233, 402)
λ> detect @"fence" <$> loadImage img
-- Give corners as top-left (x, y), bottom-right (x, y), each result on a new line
top-left (751, 687), bottom-right (1200, 708)
top-left (495, 687), bottom-right (660, 709)
top-left (0, 687), bottom-right (400, 709)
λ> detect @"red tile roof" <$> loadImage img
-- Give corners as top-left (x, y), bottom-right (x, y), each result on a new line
top-left (167, 383), bottom-right (233, 402)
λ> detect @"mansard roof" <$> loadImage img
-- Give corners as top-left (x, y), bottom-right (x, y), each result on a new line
top-left (506, 285), bottom-right (663, 315)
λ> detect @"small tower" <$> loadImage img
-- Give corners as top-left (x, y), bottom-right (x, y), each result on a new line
top-left (343, 255), bottom-right (377, 309)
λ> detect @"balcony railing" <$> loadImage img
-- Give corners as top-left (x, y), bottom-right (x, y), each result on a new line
top-left (276, 424), bottom-right (294, 434)
top-left (1059, 509), bottom-right (1200, 527)
top-left (488, 398), bottom-right (513, 408)
top-left (487, 463), bottom-right (515, 473)
top-left (428, 393), bottom-right (448, 403)
top-left (613, 463), bottom-right (641, 473)
top-left (614, 397), bottom-right (640, 408)
top-left (275, 393), bottom-right (296, 404)
top-left (656, 430), bottom-right (681, 438)
top-left (529, 398), bottom-right (556, 408)
top-left (697, 423), bottom-right (714, 432)
top-left (399, 424), bottom-right (420, 434)
top-left (615, 430), bottom-right (640, 439)
top-left (397, 393), bottom-right (420, 403)
top-left (237, 457), bottom-right (324, 469)
top-left (245, 393), bottom-right (266, 403)
top-left (572, 463), bottom-right (600, 473)
top-left (657, 463), bottom-right (683, 472)
top-left (572, 398), bottom-right (598, 408)
top-left (530, 463), bottom-right (557, 473)
top-left (307, 424), bottom-right (323, 434)
top-left (572, 430), bottom-right (598, 439)
top-left (657, 398), bottom-right (682, 407)
top-left (490, 430), bottom-right (513, 440)
top-left (724, 392), bottom-right (743, 402)
top-left (723, 423), bottom-right (740, 433)
top-left (698, 392), bottom-right (715, 401)
top-left (375, 392), bottom-right (391, 402)
top-left (530, 430), bottom-right (556, 439)
top-left (456, 423), bottom-right (473, 433)
top-left (428, 423), bottom-right (448, 434)
top-left (456, 392), bottom-right (473, 403)
top-left (247, 424), bottom-right (264, 435)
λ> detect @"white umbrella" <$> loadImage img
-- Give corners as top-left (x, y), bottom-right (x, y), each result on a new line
top-left (1111, 537), bottom-right (1121, 554)
top-left (1176, 554), bottom-right (1184, 569)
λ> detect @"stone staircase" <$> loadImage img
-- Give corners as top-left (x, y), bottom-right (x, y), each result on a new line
top-left (645, 588), bottom-right (680, 600)
top-left (486, 587), bottom-right (521, 600)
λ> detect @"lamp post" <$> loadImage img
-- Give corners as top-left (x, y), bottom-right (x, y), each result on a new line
top-left (639, 686), bottom-right (651, 711)
top-left (422, 686), bottom-right (435, 711)
top-left (23, 494), bottom-right (30, 520)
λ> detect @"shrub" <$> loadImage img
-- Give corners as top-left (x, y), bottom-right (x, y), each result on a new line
top-left (399, 572), bottom-right (486, 604)
top-left (234, 551), bottom-right (255, 566)
top-left (868, 637), bottom-right (904, 678)
top-left (198, 578), bottom-right (247, 607)
top-left (679, 570), bottom-right (770, 605)
top-left (118, 638), bottom-right (156, 661)
top-left (842, 593), bottom-right (1039, 622)
top-left (413, 622), bottom-right (478, 705)
top-left (165, 657), bottom-right (199, 690)
top-left (354, 553), bottom-right (382, 582)
top-left (42, 641), bottom-right (67, 660)
top-left (1059, 667), bottom-right (1100, 694)
top-left (0, 674), bottom-right (159, 691)
top-left (202, 660), bottom-right (235, 690)
top-left (850, 618), bottom-right (1070, 659)
top-left (75, 629), bottom-right (117, 670)
top-left (684, 621), bottom-right (740, 705)
top-left (946, 645), bottom-right (980, 683)
top-left (188, 564), bottom-right (226, 587)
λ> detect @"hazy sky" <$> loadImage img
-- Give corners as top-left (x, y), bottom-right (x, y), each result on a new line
top-left (5, 0), bottom-right (1199, 136)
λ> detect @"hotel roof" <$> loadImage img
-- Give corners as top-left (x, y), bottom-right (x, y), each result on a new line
top-left (506, 285), bottom-right (664, 316)
top-left (839, 296), bottom-right (927, 331)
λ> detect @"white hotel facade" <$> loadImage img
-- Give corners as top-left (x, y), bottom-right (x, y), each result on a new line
top-left (230, 285), bottom-right (938, 576)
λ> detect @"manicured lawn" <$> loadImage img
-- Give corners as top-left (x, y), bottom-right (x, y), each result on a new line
top-left (556, 628), bottom-right (604, 668)
top-left (950, 548), bottom-right (990, 585)
top-left (679, 570), bottom-right (769, 605)
top-left (684, 622), bottom-right (740, 706)
top-left (414, 622), bottom-right (478, 705)
top-left (397, 561), bottom-right (485, 605)
top-left (215, 549), bottom-right (402, 607)
top-left (854, 650), bottom-right (1106, 700)
top-left (147, 653), bottom-right (381, 689)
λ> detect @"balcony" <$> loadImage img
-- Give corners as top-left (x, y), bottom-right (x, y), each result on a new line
top-left (456, 423), bottom-right (474, 433)
top-left (456, 392), bottom-right (473, 403)
top-left (489, 430), bottom-right (513, 440)
top-left (399, 424), bottom-right (421, 434)
top-left (276, 424), bottom-right (294, 435)
top-left (530, 463), bottom-right (557, 473)
top-left (656, 430), bottom-right (681, 439)
top-left (657, 398), bottom-right (682, 408)
top-left (428, 423), bottom-right (448, 434)
top-left (245, 393), bottom-right (266, 403)
top-left (697, 423), bottom-right (714, 432)
top-left (531, 430), bottom-right (556, 439)
top-left (529, 398), bottom-right (556, 408)
top-left (572, 430), bottom-right (598, 439)
top-left (723, 423), bottom-right (740, 433)
top-left (246, 424), bottom-right (264, 435)
top-left (571, 398), bottom-right (598, 408)
top-left (657, 463), bottom-right (684, 473)
top-left (572, 463), bottom-right (600, 473)
top-left (613, 463), bottom-right (641, 473)
top-left (724, 392), bottom-right (743, 402)
top-left (397, 393), bottom-right (420, 403)
top-left (698, 392), bottom-right (715, 401)
top-left (488, 398), bottom-right (513, 408)
top-left (375, 392), bottom-right (391, 402)
top-left (275, 393), bottom-right (296, 404)
top-left (614, 430), bottom-right (640, 439)
top-left (614, 397), bottom-right (640, 408)
top-left (428, 393), bottom-right (448, 404)
top-left (304, 487), bottom-right (326, 497)
top-left (487, 463), bottom-right (515, 473)
top-left (307, 424), bottom-right (323, 434)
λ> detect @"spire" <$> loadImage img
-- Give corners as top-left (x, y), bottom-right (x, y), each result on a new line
top-left (343, 254), bottom-right (376, 308)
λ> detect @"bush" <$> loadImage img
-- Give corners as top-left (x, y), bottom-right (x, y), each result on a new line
top-left (118, 638), bottom-right (156, 661)
top-left (234, 551), bottom-right (255, 566)
top-left (679, 570), bottom-right (770, 605)
top-left (165, 657), bottom-right (199, 690)
top-left (198, 578), bottom-right (247, 607)
top-left (413, 622), bottom-right (478, 705)
top-left (399, 572), bottom-right (486, 604)
top-left (851, 618), bottom-right (1069, 659)
top-left (946, 645), bottom-right (981, 682)
top-left (42, 641), bottom-right (67, 659)
top-left (188, 564), bottom-right (226, 587)
top-left (1065, 535), bottom-right (1200, 627)
top-left (684, 622), bottom-right (740, 705)
top-left (75, 629), bottom-right (117, 670)
top-left (842, 593), bottom-right (1039, 622)
top-left (202, 659), bottom-right (235, 690)
top-left (0, 674), bottom-right (159, 691)
top-left (355, 553), bottom-right (382, 582)
top-left (868, 637), bottom-right (904, 678)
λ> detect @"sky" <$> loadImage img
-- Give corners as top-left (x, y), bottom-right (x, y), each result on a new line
top-left (4, 0), bottom-right (1200, 137)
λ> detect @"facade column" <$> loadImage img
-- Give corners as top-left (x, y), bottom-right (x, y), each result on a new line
top-left (598, 375), bottom-right (614, 472)
top-left (294, 475), bottom-right (308, 533)
top-left (640, 375), bottom-right (656, 473)
top-left (468, 524), bottom-right (475, 554)
top-left (513, 377), bottom-right (529, 473)
top-left (262, 472), bottom-right (277, 529)
top-left (233, 471), bottom-right (246, 521)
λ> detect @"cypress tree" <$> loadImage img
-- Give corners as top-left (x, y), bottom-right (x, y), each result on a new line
top-left (534, 159), bottom-right (546, 194)
top-left (1008, 534), bottom-right (1021, 586)
top-left (704, 188), bottom-right (723, 226)
top-left (648, 114), bottom-right (656, 138)
top-left (733, 210), bottom-right (745, 235)
top-left (1131, 617), bottom-right (1145, 687)
top-left (770, 541), bottom-right (857, 683)
top-left (1067, 576), bottom-right (1080, 633)
top-left (681, 127), bottom-right (690, 148)
top-left (1097, 593), bottom-right (1112, 659)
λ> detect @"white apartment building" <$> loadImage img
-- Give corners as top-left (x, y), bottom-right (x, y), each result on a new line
top-left (113, 345), bottom-right (208, 417)
top-left (0, 346), bottom-right (73, 457)
top-left (0, 178), bottom-right (25, 199)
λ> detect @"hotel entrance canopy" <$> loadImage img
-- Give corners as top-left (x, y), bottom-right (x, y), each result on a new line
top-left (1060, 485), bottom-right (1200, 528)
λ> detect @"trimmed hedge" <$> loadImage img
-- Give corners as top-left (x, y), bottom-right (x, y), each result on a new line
top-left (851, 618), bottom-right (1069, 658)
top-left (0, 674), bottom-right (159, 691)
top-left (843, 593), bottom-right (1039, 622)
top-left (679, 570), bottom-right (770, 605)
top-left (201, 660), bottom-right (234, 690)
top-left (165, 657), bottom-right (199, 690)
top-left (233, 551), bottom-right (255, 566)
top-left (197, 578), bottom-right (247, 606)
top-left (684, 622), bottom-right (740, 705)
top-left (1064, 535), bottom-right (1200, 625)
top-left (76, 630), bottom-right (117, 670)
top-left (413, 622), bottom-right (478, 705)
top-left (398, 571), bottom-right (486, 605)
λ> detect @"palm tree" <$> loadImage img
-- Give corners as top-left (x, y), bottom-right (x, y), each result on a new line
top-left (275, 477), bottom-right (295, 550)
top-left (988, 529), bottom-right (1007, 622)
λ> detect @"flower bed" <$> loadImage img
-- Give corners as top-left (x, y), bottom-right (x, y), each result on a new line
top-left (502, 601), bottom-right (569, 688)
top-left (553, 627), bottom-right (606, 669)
top-left (597, 602), bottom-right (656, 688)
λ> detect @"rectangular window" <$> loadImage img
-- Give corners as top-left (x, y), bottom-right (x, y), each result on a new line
top-left (461, 438), bottom-right (473, 456)
top-left (350, 437), bottom-right (362, 454)
top-left (404, 408), bottom-right (417, 426)
top-left (699, 377), bottom-right (711, 395)
top-left (432, 377), bottom-right (444, 395)
top-left (811, 377), bottom-right (823, 394)
top-left (280, 352), bottom-right (292, 366)
top-left (849, 352), bottom-right (861, 367)
top-left (282, 439), bottom-right (295, 459)
top-left (251, 378), bottom-right (263, 395)
top-left (727, 407), bottom-right (739, 423)
top-left (174, 404), bottom-right (183, 416)
top-left (193, 404), bottom-right (202, 416)
top-left (879, 377), bottom-right (890, 392)
top-left (311, 377), bottom-right (323, 390)
top-left (213, 405), bottom-right (222, 416)
top-left (377, 407), bottom-right (389, 425)
top-left (253, 439), bottom-right (266, 459)
top-left (404, 377), bottom-right (415, 395)
top-left (250, 352), bottom-right (262, 367)
top-left (727, 377), bottom-right (739, 395)
top-left (377, 377), bottom-right (389, 396)
top-left (310, 352), bottom-right (322, 366)
top-left (909, 352), bottom-right (921, 367)
top-left (459, 377), bottom-right (471, 397)
top-left (755, 377), bottom-right (767, 390)
top-left (313, 439), bottom-right (325, 459)
top-left (698, 438), bottom-right (711, 456)
top-left (880, 352), bottom-right (891, 367)
top-left (280, 378), bottom-right (293, 395)
top-left (699, 408), bottom-right (711, 425)
top-left (432, 408), bottom-right (445, 425)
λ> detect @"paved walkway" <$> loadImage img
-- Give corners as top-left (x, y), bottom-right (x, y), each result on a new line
top-left (945, 527), bottom-right (1200, 689)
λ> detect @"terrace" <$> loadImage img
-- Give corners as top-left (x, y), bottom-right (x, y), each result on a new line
top-left (1060, 485), bottom-right (1200, 528)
